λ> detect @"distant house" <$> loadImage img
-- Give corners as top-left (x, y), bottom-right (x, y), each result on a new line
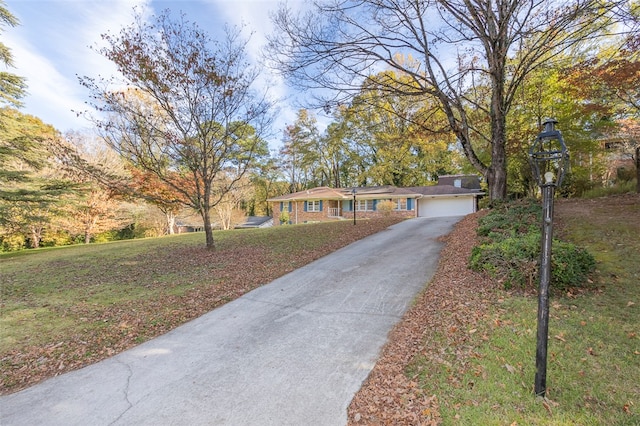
top-left (267, 175), bottom-right (484, 225)
top-left (235, 216), bottom-right (274, 229)
top-left (175, 222), bottom-right (206, 233)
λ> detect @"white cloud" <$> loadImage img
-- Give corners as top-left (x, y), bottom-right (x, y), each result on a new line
top-left (5, 36), bottom-right (87, 128)
top-left (5, 0), bottom-right (150, 130)
top-left (3, 0), bottom-right (311, 146)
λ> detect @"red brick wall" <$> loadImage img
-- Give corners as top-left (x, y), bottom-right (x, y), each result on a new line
top-left (272, 201), bottom-right (416, 225)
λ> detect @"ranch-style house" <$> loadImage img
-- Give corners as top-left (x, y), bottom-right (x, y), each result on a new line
top-left (267, 175), bottom-right (484, 225)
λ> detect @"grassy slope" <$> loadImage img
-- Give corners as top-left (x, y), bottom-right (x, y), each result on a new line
top-left (348, 194), bottom-right (639, 425)
top-left (1, 218), bottom-right (402, 394)
top-left (421, 195), bottom-right (640, 425)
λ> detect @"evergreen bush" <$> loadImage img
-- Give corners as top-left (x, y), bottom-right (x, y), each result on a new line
top-left (470, 198), bottom-right (596, 291)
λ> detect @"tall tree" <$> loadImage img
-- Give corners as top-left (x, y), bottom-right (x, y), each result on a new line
top-left (279, 109), bottom-right (322, 191)
top-left (561, 35), bottom-right (640, 192)
top-left (79, 10), bottom-right (273, 249)
top-left (0, 1), bottom-right (26, 108)
top-left (268, 0), bottom-right (625, 201)
top-left (0, 109), bottom-right (73, 249)
top-left (211, 172), bottom-right (250, 230)
top-left (58, 131), bottom-right (134, 244)
top-left (338, 72), bottom-right (459, 186)
top-left (247, 155), bottom-right (286, 216)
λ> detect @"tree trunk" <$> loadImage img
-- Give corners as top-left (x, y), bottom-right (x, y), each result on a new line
top-left (487, 122), bottom-right (508, 202)
top-left (166, 212), bottom-right (176, 235)
top-left (30, 227), bottom-right (40, 249)
top-left (636, 145), bottom-right (639, 193)
top-left (487, 64), bottom-right (508, 202)
top-left (202, 207), bottom-right (215, 250)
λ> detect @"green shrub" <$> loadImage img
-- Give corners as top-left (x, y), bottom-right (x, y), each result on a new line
top-left (470, 198), bottom-right (596, 292)
top-left (280, 210), bottom-right (290, 225)
top-left (470, 233), bottom-right (596, 291)
top-left (469, 233), bottom-right (540, 289)
top-left (551, 241), bottom-right (596, 289)
top-left (476, 198), bottom-right (540, 241)
top-left (581, 179), bottom-right (637, 198)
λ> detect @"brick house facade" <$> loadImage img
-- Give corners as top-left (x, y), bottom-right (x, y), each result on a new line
top-left (268, 176), bottom-right (484, 225)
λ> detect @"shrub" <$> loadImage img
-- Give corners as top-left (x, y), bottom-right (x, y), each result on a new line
top-left (0, 234), bottom-right (26, 252)
top-left (280, 210), bottom-right (290, 225)
top-left (469, 233), bottom-right (540, 289)
top-left (40, 230), bottom-right (73, 247)
top-left (551, 241), bottom-right (596, 289)
top-left (375, 200), bottom-right (396, 217)
top-left (476, 198), bottom-right (540, 241)
top-left (470, 233), bottom-right (596, 291)
top-left (470, 198), bottom-right (596, 292)
top-left (582, 179), bottom-right (637, 199)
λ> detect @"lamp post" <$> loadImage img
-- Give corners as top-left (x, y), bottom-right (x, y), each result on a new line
top-left (351, 188), bottom-right (357, 225)
top-left (529, 118), bottom-right (569, 398)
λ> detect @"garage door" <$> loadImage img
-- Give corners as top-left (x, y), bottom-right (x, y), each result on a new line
top-left (418, 196), bottom-right (475, 218)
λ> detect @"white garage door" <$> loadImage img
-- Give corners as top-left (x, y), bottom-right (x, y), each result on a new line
top-left (418, 196), bottom-right (475, 218)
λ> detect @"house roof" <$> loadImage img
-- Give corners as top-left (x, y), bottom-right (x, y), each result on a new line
top-left (267, 185), bottom-right (426, 202)
top-left (235, 216), bottom-right (273, 229)
top-left (267, 175), bottom-right (485, 202)
top-left (267, 184), bottom-right (483, 202)
top-left (407, 184), bottom-right (484, 197)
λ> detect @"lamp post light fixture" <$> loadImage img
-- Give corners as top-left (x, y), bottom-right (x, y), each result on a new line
top-left (351, 188), bottom-right (357, 225)
top-left (529, 118), bottom-right (569, 398)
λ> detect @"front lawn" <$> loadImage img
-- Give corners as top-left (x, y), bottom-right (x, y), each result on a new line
top-left (1, 218), bottom-right (402, 394)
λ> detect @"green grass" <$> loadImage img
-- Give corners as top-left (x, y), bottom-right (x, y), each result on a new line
top-left (408, 196), bottom-right (639, 425)
top-left (581, 179), bottom-right (637, 198)
top-left (1, 218), bottom-right (401, 393)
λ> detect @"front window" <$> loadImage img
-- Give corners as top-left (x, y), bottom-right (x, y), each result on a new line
top-left (356, 199), bottom-right (373, 211)
top-left (307, 200), bottom-right (321, 212)
top-left (394, 198), bottom-right (407, 210)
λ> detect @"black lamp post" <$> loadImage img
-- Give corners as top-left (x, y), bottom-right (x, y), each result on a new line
top-left (529, 118), bottom-right (569, 398)
top-left (351, 188), bottom-right (357, 225)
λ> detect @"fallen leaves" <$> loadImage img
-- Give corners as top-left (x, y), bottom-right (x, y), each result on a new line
top-left (1, 218), bottom-right (403, 395)
top-left (347, 212), bottom-right (495, 425)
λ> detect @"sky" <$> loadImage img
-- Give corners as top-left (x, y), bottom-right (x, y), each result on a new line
top-left (4, 0), bottom-right (312, 150)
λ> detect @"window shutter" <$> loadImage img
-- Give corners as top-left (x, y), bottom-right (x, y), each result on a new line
top-left (407, 198), bottom-right (413, 210)
top-left (288, 201), bottom-right (292, 212)
top-left (373, 199), bottom-right (378, 211)
top-left (319, 200), bottom-right (323, 211)
top-left (304, 201), bottom-right (308, 212)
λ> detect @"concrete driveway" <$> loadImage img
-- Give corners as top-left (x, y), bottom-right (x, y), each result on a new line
top-left (0, 216), bottom-right (462, 426)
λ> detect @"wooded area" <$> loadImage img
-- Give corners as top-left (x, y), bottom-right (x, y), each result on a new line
top-left (1, 1), bottom-right (638, 251)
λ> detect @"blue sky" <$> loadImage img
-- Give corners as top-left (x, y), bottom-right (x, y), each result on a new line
top-left (4, 0), bottom-right (309, 149)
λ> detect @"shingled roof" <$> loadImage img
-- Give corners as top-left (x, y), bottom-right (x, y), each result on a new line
top-left (267, 175), bottom-right (484, 202)
top-left (267, 185), bottom-right (425, 201)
